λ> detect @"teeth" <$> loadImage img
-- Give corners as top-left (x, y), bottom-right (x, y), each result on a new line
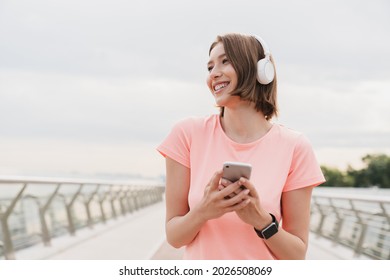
top-left (214, 82), bottom-right (229, 91)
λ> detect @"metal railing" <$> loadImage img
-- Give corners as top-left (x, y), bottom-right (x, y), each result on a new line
top-left (310, 188), bottom-right (390, 260)
top-left (0, 176), bottom-right (165, 260)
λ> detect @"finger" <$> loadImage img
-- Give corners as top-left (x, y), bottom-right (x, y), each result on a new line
top-left (218, 185), bottom-right (235, 199)
top-left (238, 178), bottom-right (259, 199)
top-left (223, 190), bottom-right (237, 199)
top-left (226, 185), bottom-right (245, 199)
top-left (227, 198), bottom-right (251, 212)
top-left (225, 193), bottom-right (236, 199)
top-left (209, 170), bottom-right (223, 191)
top-left (222, 188), bottom-right (250, 206)
top-left (220, 178), bottom-right (233, 187)
top-left (219, 180), bottom-right (247, 200)
top-left (220, 181), bottom-right (242, 198)
top-left (220, 178), bottom-right (238, 199)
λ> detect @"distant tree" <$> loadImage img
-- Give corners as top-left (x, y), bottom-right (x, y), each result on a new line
top-left (361, 154), bottom-right (390, 188)
top-left (346, 166), bottom-right (369, 188)
top-left (341, 166), bottom-right (355, 186)
top-left (320, 153), bottom-right (390, 188)
top-left (320, 166), bottom-right (353, 187)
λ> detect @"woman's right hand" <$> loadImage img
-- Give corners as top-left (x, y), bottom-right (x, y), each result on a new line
top-left (197, 170), bottom-right (250, 221)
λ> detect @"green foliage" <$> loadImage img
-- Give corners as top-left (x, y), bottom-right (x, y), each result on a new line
top-left (320, 166), bottom-right (354, 187)
top-left (361, 154), bottom-right (390, 188)
top-left (321, 153), bottom-right (390, 188)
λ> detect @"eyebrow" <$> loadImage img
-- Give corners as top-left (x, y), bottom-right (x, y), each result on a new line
top-left (207, 53), bottom-right (227, 66)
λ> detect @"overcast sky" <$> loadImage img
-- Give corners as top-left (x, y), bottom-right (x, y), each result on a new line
top-left (0, 0), bottom-right (389, 180)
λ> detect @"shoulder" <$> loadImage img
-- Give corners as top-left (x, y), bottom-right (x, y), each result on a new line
top-left (273, 124), bottom-right (313, 150)
top-left (273, 123), bottom-right (303, 141)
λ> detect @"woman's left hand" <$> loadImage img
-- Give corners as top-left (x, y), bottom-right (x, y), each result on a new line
top-left (234, 178), bottom-right (272, 230)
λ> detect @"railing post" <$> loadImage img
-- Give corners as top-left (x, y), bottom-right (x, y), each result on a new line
top-left (122, 188), bottom-right (132, 214)
top-left (329, 198), bottom-right (344, 245)
top-left (126, 187), bottom-right (135, 213)
top-left (109, 187), bottom-right (118, 219)
top-left (40, 184), bottom-right (61, 246)
top-left (131, 189), bottom-right (139, 211)
top-left (140, 189), bottom-right (146, 208)
top-left (118, 187), bottom-right (127, 216)
top-left (354, 223), bottom-right (368, 257)
top-left (379, 202), bottom-right (390, 226)
top-left (349, 199), bottom-right (365, 255)
top-left (0, 183), bottom-right (28, 260)
top-left (98, 191), bottom-right (109, 224)
top-left (83, 185), bottom-right (99, 229)
top-left (159, 187), bottom-right (165, 201)
top-left (62, 184), bottom-right (83, 236)
top-left (376, 221), bottom-right (387, 259)
top-left (312, 197), bottom-right (326, 237)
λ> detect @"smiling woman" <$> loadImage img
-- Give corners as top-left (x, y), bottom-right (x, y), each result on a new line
top-left (207, 34), bottom-right (278, 120)
top-left (157, 33), bottom-right (325, 260)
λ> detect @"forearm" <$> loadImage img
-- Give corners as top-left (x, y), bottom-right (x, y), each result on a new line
top-left (262, 187), bottom-right (314, 260)
top-left (264, 228), bottom-right (308, 260)
top-left (166, 205), bottom-right (207, 248)
top-left (237, 179), bottom-right (313, 260)
top-left (252, 212), bottom-right (308, 259)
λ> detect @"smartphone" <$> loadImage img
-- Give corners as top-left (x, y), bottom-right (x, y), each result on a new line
top-left (222, 161), bottom-right (252, 182)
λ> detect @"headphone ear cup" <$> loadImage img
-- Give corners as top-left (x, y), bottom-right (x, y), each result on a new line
top-left (257, 57), bottom-right (275, 85)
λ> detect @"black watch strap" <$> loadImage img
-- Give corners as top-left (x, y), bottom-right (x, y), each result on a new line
top-left (254, 213), bottom-right (279, 239)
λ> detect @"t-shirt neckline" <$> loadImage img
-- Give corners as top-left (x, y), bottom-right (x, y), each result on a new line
top-left (215, 114), bottom-right (276, 148)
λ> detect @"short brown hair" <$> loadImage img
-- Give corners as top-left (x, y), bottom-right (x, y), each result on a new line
top-left (209, 33), bottom-right (278, 119)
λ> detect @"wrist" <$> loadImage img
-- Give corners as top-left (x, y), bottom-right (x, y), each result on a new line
top-left (193, 202), bottom-right (210, 225)
top-left (254, 211), bottom-right (273, 231)
top-left (254, 213), bottom-right (279, 240)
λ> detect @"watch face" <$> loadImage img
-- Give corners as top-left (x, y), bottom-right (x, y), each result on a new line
top-left (262, 223), bottom-right (278, 239)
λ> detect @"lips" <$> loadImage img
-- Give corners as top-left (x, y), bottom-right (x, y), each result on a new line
top-left (213, 82), bottom-right (230, 92)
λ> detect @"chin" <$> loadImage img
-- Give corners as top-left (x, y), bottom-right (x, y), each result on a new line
top-left (214, 97), bottom-right (227, 107)
top-left (214, 94), bottom-right (236, 107)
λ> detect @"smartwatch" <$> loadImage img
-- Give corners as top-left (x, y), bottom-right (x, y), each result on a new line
top-left (254, 213), bottom-right (279, 239)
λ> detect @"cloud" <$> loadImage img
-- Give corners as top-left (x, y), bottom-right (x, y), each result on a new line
top-left (2, 1), bottom-right (389, 81)
top-left (0, 69), bottom-right (215, 143)
top-left (0, 0), bottom-right (389, 176)
top-left (0, 137), bottom-right (166, 178)
top-left (277, 79), bottom-right (390, 147)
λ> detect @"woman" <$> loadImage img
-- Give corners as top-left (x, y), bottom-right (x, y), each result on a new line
top-left (157, 33), bottom-right (325, 259)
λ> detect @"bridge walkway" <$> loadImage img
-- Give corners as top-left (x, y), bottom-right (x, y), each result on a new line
top-left (11, 201), bottom-right (369, 260)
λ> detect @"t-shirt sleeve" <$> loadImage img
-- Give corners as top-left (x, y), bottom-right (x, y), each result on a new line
top-left (283, 134), bottom-right (326, 192)
top-left (157, 119), bottom-right (192, 168)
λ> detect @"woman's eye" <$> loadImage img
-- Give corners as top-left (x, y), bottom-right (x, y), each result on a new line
top-left (207, 65), bottom-right (213, 72)
top-left (222, 58), bottom-right (229, 64)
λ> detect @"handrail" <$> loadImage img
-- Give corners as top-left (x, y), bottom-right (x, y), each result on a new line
top-left (0, 176), bottom-right (165, 260)
top-left (311, 191), bottom-right (390, 204)
top-left (4, 177), bottom-right (388, 260)
top-left (0, 175), bottom-right (160, 187)
top-left (311, 188), bottom-right (390, 260)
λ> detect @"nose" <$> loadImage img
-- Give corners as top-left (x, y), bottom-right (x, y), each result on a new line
top-left (209, 66), bottom-right (222, 80)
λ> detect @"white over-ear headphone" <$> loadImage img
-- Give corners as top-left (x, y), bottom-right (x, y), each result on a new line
top-left (253, 35), bottom-right (275, 85)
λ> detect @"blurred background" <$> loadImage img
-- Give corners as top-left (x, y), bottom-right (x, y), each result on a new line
top-left (0, 0), bottom-right (389, 261)
top-left (0, 0), bottom-right (389, 181)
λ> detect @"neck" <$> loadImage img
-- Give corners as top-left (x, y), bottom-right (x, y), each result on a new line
top-left (220, 105), bottom-right (272, 144)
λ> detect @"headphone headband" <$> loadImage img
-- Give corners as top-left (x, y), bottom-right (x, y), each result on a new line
top-left (253, 35), bottom-right (271, 57)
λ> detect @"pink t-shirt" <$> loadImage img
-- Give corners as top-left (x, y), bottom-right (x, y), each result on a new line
top-left (157, 114), bottom-right (325, 259)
